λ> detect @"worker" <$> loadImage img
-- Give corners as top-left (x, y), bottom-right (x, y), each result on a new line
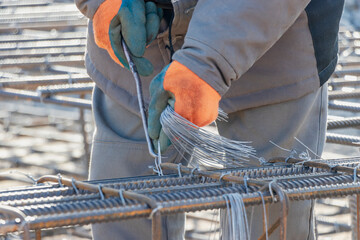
top-left (75, 0), bottom-right (344, 239)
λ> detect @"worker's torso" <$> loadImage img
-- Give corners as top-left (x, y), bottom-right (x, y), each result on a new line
top-left (85, 0), bottom-right (344, 114)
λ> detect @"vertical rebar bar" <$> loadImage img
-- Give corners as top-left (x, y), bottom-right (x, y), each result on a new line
top-left (152, 212), bottom-right (162, 240)
top-left (35, 229), bottom-right (42, 240)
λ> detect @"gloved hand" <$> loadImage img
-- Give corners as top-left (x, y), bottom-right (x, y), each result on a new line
top-left (93, 0), bottom-right (163, 76)
top-left (148, 60), bottom-right (221, 153)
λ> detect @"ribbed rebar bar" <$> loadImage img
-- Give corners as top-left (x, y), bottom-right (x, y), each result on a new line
top-left (316, 216), bottom-right (352, 235)
top-left (36, 83), bottom-right (94, 97)
top-left (0, 39), bottom-right (86, 51)
top-left (0, 88), bottom-right (91, 109)
top-left (0, 73), bottom-right (91, 89)
top-left (0, 160), bottom-right (360, 235)
top-left (0, 55), bottom-right (84, 68)
top-left (0, 20), bottom-right (87, 32)
top-left (0, 46), bottom-right (85, 58)
top-left (334, 68), bottom-right (360, 77)
top-left (328, 101), bottom-right (360, 112)
top-left (326, 133), bottom-right (360, 146)
top-left (327, 117), bottom-right (360, 129)
top-left (329, 78), bottom-right (360, 87)
top-left (0, 1), bottom-right (51, 8)
top-left (0, 32), bottom-right (86, 43)
top-left (329, 89), bottom-right (360, 99)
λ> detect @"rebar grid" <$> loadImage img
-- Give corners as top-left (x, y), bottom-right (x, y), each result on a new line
top-left (0, 161), bottom-right (360, 239)
top-left (0, 2), bottom-right (358, 239)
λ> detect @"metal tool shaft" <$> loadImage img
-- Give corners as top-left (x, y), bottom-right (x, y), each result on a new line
top-left (121, 39), bottom-right (157, 158)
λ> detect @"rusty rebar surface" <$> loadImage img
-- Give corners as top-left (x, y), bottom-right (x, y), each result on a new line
top-left (0, 161), bottom-right (360, 235)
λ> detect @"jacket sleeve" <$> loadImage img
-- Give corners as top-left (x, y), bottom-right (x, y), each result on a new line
top-left (172, 0), bottom-right (311, 96)
top-left (74, 0), bottom-right (105, 19)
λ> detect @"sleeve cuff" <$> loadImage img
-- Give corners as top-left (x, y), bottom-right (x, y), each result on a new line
top-left (75, 0), bottom-right (106, 19)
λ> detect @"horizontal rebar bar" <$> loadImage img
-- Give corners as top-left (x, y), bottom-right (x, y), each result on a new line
top-left (36, 83), bottom-right (94, 97)
top-left (329, 89), bottom-right (360, 99)
top-left (316, 217), bottom-right (352, 234)
top-left (0, 88), bottom-right (91, 109)
top-left (334, 68), bottom-right (360, 77)
top-left (0, 157), bottom-right (360, 235)
top-left (327, 117), bottom-right (360, 129)
top-left (0, 1), bottom-right (51, 8)
top-left (338, 57), bottom-right (360, 66)
top-left (0, 39), bottom-right (86, 51)
top-left (329, 78), bottom-right (360, 87)
top-left (0, 73), bottom-right (91, 88)
top-left (0, 55), bottom-right (84, 68)
top-left (0, 32), bottom-right (86, 43)
top-left (0, 46), bottom-right (85, 58)
top-left (326, 133), bottom-right (360, 146)
top-left (1, 177), bottom-right (360, 233)
top-left (328, 101), bottom-right (360, 112)
top-left (0, 19), bottom-right (87, 32)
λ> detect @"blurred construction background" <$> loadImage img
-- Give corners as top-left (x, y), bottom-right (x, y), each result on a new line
top-left (0, 0), bottom-right (360, 239)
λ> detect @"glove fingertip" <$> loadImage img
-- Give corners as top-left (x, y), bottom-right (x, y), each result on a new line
top-left (147, 112), bottom-right (161, 140)
top-left (145, 1), bottom-right (157, 13)
top-left (146, 14), bottom-right (160, 44)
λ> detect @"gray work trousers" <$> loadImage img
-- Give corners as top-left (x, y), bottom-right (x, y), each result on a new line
top-left (89, 82), bottom-right (328, 240)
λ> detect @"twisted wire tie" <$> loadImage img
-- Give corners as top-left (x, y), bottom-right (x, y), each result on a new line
top-left (328, 164), bottom-right (339, 173)
top-left (148, 205), bottom-right (163, 219)
top-left (190, 167), bottom-right (199, 178)
top-left (71, 178), bottom-right (79, 194)
top-left (57, 173), bottom-right (63, 188)
top-left (258, 157), bottom-right (268, 165)
top-left (244, 175), bottom-right (249, 193)
top-left (219, 172), bottom-right (230, 182)
top-left (119, 189), bottom-right (126, 205)
top-left (98, 185), bottom-right (105, 200)
top-left (268, 180), bottom-right (277, 203)
top-left (5, 171), bottom-right (38, 186)
top-left (177, 163), bottom-right (182, 178)
top-left (296, 152), bottom-right (312, 168)
top-left (285, 149), bottom-right (297, 164)
top-left (299, 150), bottom-right (310, 160)
top-left (354, 163), bottom-right (360, 182)
top-left (156, 141), bottom-right (163, 176)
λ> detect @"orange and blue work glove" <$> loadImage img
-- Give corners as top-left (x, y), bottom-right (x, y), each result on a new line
top-left (93, 0), bottom-right (163, 76)
top-left (148, 61), bottom-right (221, 153)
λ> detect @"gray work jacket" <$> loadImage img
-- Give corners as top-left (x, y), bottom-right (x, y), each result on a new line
top-left (75, 0), bottom-right (344, 114)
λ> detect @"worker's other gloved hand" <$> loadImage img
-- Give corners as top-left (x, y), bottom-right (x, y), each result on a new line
top-left (93, 0), bottom-right (163, 76)
top-left (148, 61), bottom-right (221, 153)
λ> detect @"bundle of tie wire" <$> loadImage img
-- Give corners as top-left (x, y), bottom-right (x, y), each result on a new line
top-left (160, 106), bottom-right (258, 168)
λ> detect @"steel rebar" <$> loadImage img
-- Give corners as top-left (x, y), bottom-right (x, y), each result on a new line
top-left (327, 117), bottom-right (360, 129)
top-left (0, 88), bottom-right (91, 109)
top-left (326, 133), bottom-right (360, 146)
